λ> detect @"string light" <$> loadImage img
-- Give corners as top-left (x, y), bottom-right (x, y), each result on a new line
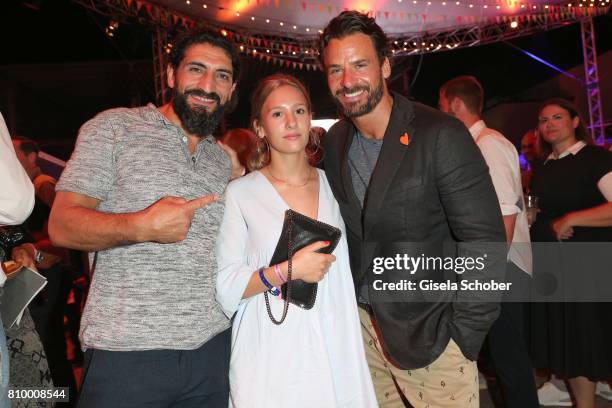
top-left (132, 0), bottom-right (610, 71)
top-left (185, 0), bottom-right (190, 4)
top-left (105, 20), bottom-right (119, 37)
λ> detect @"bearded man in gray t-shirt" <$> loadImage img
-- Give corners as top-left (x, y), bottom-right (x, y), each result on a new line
top-left (49, 31), bottom-right (244, 407)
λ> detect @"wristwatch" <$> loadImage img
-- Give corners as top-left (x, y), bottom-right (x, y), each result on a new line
top-left (34, 248), bottom-right (44, 265)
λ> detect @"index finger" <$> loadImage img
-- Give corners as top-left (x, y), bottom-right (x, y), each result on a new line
top-left (185, 194), bottom-right (220, 211)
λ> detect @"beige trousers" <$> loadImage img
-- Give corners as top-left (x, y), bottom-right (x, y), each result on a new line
top-left (359, 308), bottom-right (479, 408)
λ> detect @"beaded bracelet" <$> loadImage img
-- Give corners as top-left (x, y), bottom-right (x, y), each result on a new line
top-left (274, 264), bottom-right (286, 284)
top-left (258, 267), bottom-right (280, 296)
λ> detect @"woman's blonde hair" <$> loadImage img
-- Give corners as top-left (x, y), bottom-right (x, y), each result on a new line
top-left (247, 73), bottom-right (321, 171)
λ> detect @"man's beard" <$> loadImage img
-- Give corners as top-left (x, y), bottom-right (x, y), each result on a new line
top-left (172, 88), bottom-right (227, 137)
top-left (332, 75), bottom-right (384, 118)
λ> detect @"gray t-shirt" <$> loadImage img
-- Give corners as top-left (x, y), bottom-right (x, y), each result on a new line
top-left (57, 105), bottom-right (232, 351)
top-left (348, 131), bottom-right (383, 304)
top-left (348, 130), bottom-right (383, 208)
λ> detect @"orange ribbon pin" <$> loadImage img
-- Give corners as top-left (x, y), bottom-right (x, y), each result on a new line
top-left (399, 132), bottom-right (410, 146)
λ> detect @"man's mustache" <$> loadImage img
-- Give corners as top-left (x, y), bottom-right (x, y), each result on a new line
top-left (184, 89), bottom-right (221, 104)
top-left (335, 85), bottom-right (369, 98)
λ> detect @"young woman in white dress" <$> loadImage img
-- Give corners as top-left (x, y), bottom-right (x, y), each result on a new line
top-left (216, 74), bottom-right (377, 408)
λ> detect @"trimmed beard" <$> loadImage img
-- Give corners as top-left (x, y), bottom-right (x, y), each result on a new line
top-left (333, 75), bottom-right (384, 118)
top-left (172, 88), bottom-right (227, 138)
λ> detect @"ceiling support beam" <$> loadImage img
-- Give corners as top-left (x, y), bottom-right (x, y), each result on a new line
top-left (580, 17), bottom-right (605, 145)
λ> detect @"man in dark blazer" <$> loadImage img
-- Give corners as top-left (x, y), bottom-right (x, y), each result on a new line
top-left (319, 11), bottom-right (507, 407)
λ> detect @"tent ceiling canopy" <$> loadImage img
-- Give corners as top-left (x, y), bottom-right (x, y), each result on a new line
top-left (76, 0), bottom-right (609, 69)
top-left (150, 0), bottom-right (608, 35)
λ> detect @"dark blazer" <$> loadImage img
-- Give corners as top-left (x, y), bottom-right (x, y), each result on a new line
top-left (323, 92), bottom-right (506, 369)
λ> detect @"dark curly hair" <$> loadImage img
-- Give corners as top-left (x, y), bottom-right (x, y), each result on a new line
top-left (319, 10), bottom-right (391, 67)
top-left (169, 31), bottom-right (241, 84)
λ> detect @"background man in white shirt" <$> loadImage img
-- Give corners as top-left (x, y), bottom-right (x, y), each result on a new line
top-left (440, 75), bottom-right (538, 408)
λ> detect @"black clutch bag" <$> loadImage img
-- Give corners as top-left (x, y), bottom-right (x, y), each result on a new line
top-left (264, 209), bottom-right (342, 324)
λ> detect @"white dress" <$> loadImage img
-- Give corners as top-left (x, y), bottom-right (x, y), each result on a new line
top-left (216, 169), bottom-right (377, 408)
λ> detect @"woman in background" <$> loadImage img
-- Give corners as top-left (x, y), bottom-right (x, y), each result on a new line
top-left (529, 98), bottom-right (612, 408)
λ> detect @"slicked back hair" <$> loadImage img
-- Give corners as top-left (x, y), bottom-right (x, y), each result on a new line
top-left (319, 11), bottom-right (390, 68)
